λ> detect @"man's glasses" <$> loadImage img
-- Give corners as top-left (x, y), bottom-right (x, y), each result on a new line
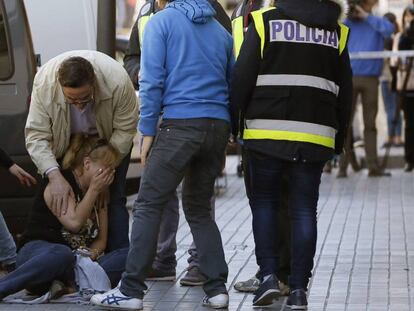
top-left (63, 88), bottom-right (94, 107)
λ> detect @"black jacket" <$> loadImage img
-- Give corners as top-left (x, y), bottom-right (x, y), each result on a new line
top-left (231, 0), bottom-right (353, 162)
top-left (123, 0), bottom-right (232, 90)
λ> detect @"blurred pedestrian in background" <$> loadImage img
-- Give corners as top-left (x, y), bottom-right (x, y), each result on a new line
top-left (381, 12), bottom-right (402, 149)
top-left (396, 4), bottom-right (414, 172)
top-left (339, 0), bottom-right (394, 177)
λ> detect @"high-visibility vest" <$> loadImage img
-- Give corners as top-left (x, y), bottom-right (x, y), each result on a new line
top-left (242, 8), bottom-right (349, 150)
top-left (137, 1), bottom-right (156, 48)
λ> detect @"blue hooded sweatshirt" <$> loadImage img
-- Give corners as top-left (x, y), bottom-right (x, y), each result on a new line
top-left (138, 0), bottom-right (234, 136)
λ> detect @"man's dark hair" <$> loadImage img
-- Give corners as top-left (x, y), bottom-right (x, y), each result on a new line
top-left (58, 56), bottom-right (95, 88)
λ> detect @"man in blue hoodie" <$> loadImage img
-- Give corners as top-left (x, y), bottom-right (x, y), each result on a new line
top-left (91, 0), bottom-right (234, 309)
top-left (122, 0), bottom-right (232, 286)
top-left (338, 0), bottom-right (394, 177)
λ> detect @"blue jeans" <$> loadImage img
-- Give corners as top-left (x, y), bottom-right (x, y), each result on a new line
top-left (187, 195), bottom-right (216, 269)
top-left (381, 80), bottom-right (402, 137)
top-left (121, 119), bottom-right (229, 299)
top-left (0, 211), bottom-right (16, 265)
top-left (154, 192), bottom-right (215, 272)
top-left (107, 151), bottom-right (131, 252)
top-left (152, 194), bottom-right (179, 272)
top-left (245, 150), bottom-right (324, 291)
top-left (0, 240), bottom-right (128, 298)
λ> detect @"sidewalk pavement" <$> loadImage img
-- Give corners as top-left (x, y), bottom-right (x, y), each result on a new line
top-left (1, 155), bottom-right (413, 311)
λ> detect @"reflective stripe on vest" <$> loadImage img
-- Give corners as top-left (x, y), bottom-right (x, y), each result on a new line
top-left (138, 14), bottom-right (154, 48)
top-left (232, 16), bottom-right (244, 59)
top-left (256, 74), bottom-right (339, 96)
top-left (250, 9), bottom-right (349, 58)
top-left (243, 119), bottom-right (336, 148)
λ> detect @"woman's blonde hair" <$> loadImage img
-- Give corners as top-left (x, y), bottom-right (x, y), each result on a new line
top-left (62, 134), bottom-right (121, 171)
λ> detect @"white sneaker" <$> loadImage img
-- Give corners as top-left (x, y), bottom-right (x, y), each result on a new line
top-left (90, 287), bottom-right (143, 310)
top-left (202, 293), bottom-right (229, 309)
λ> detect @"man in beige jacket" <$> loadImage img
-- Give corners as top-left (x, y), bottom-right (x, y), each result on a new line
top-left (25, 50), bottom-right (138, 251)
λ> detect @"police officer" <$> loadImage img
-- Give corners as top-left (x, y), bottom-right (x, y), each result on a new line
top-left (122, 0), bottom-right (232, 286)
top-left (231, 0), bottom-right (291, 297)
top-left (231, 0), bottom-right (352, 308)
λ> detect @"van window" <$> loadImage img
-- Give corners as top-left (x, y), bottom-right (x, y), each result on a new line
top-left (0, 5), bottom-right (12, 80)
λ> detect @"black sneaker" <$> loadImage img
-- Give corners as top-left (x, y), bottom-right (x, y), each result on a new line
top-left (286, 289), bottom-right (308, 310)
top-left (252, 274), bottom-right (280, 307)
top-left (146, 267), bottom-right (176, 281)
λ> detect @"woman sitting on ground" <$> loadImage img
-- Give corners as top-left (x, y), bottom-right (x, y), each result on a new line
top-left (0, 134), bottom-right (129, 300)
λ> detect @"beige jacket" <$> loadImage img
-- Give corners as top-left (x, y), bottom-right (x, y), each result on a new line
top-left (25, 50), bottom-right (139, 175)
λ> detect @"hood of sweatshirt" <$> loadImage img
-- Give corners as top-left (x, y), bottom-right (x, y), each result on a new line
top-left (276, 0), bottom-right (349, 31)
top-left (167, 0), bottom-right (216, 24)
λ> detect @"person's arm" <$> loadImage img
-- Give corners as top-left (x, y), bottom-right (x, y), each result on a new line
top-left (109, 76), bottom-right (139, 160)
top-left (227, 43), bottom-right (235, 101)
top-left (0, 148), bottom-right (36, 186)
top-left (25, 86), bottom-right (74, 213)
top-left (88, 191), bottom-right (109, 260)
top-left (212, 0), bottom-right (232, 34)
top-left (43, 168), bottom-right (114, 233)
top-left (0, 148), bottom-right (13, 168)
top-left (138, 17), bottom-right (166, 137)
top-left (365, 14), bottom-right (395, 39)
top-left (230, 23), bottom-right (261, 137)
top-left (335, 45), bottom-right (353, 155)
top-left (25, 86), bottom-right (59, 175)
top-left (123, 18), bottom-right (141, 90)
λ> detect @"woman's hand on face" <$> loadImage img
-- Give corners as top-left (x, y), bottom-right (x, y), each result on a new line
top-left (90, 167), bottom-right (115, 193)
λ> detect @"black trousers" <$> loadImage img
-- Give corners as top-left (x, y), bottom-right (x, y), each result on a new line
top-left (242, 148), bottom-right (291, 285)
top-left (403, 96), bottom-right (414, 165)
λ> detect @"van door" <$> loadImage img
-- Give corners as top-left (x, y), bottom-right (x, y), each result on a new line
top-left (0, 0), bottom-right (38, 238)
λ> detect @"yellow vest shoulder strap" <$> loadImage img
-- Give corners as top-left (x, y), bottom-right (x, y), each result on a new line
top-left (138, 14), bottom-right (154, 48)
top-left (232, 16), bottom-right (244, 59)
top-left (250, 7), bottom-right (276, 58)
top-left (339, 24), bottom-right (349, 55)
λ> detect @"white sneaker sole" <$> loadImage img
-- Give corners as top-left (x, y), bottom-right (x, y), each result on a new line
top-left (202, 302), bottom-right (229, 309)
top-left (288, 304), bottom-right (307, 310)
top-left (90, 296), bottom-right (143, 310)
